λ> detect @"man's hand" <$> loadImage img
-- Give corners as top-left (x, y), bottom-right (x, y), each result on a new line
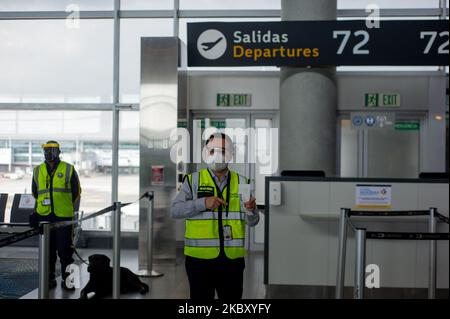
top-left (205, 197), bottom-right (227, 210)
top-left (244, 197), bottom-right (256, 212)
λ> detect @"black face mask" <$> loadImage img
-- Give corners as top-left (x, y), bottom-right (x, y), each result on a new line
top-left (44, 148), bottom-right (60, 162)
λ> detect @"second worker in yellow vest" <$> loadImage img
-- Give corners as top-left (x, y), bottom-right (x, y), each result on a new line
top-left (31, 140), bottom-right (81, 291)
top-left (171, 133), bottom-right (259, 300)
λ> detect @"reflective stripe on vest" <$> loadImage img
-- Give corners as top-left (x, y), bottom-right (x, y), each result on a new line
top-left (33, 161), bottom-right (74, 218)
top-left (187, 211), bottom-right (243, 220)
top-left (185, 238), bottom-right (245, 247)
top-left (184, 169), bottom-right (247, 260)
top-left (37, 188), bottom-right (72, 195)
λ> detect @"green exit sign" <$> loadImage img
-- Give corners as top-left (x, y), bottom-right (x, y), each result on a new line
top-left (365, 93), bottom-right (400, 108)
top-left (217, 93), bottom-right (251, 107)
top-left (196, 119), bottom-right (226, 129)
top-left (177, 120), bottom-right (187, 128)
top-left (210, 120), bottom-right (226, 129)
top-left (395, 121), bottom-right (420, 131)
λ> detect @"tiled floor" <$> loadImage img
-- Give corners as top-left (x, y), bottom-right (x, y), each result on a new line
top-left (0, 247), bottom-right (266, 299)
top-left (2, 247), bottom-right (448, 299)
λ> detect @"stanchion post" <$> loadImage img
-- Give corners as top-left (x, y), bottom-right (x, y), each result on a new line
top-left (112, 202), bottom-right (121, 299)
top-left (147, 191), bottom-right (163, 277)
top-left (38, 222), bottom-right (50, 299)
top-left (354, 228), bottom-right (366, 299)
top-left (428, 207), bottom-right (437, 299)
top-left (336, 208), bottom-right (350, 299)
top-left (138, 191), bottom-right (163, 277)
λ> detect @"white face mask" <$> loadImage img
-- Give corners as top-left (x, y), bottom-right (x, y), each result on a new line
top-left (206, 151), bottom-right (228, 171)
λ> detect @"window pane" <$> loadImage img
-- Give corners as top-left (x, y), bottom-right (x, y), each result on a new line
top-left (120, 0), bottom-right (174, 10)
top-left (118, 111), bottom-right (139, 231)
top-left (180, 0), bottom-right (281, 10)
top-left (119, 18), bottom-right (173, 103)
top-left (0, 110), bottom-right (113, 231)
top-left (338, 0), bottom-right (439, 9)
top-left (0, 0), bottom-right (113, 11)
top-left (0, 20), bottom-right (113, 103)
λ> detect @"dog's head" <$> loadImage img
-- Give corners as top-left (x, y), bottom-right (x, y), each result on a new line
top-left (87, 254), bottom-right (111, 273)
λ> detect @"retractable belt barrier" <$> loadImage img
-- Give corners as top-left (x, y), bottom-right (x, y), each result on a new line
top-left (335, 207), bottom-right (449, 300)
top-left (0, 192), bottom-right (152, 248)
top-left (349, 210), bottom-right (429, 217)
top-left (0, 228), bottom-right (40, 248)
top-left (367, 231), bottom-right (449, 240)
top-left (0, 222), bottom-right (31, 227)
top-left (349, 209), bottom-right (449, 224)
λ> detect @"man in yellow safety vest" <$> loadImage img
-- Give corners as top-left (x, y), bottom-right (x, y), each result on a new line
top-left (31, 141), bottom-right (81, 291)
top-left (171, 133), bottom-right (259, 300)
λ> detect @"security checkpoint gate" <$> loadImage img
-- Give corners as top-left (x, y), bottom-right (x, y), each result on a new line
top-left (336, 207), bottom-right (450, 299)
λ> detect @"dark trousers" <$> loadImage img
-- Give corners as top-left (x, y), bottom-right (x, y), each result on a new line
top-left (185, 254), bottom-right (245, 300)
top-left (37, 214), bottom-right (74, 281)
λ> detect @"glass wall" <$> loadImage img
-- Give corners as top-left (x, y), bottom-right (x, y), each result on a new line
top-left (120, 0), bottom-right (173, 10)
top-left (0, 0), bottom-right (113, 11)
top-left (119, 18), bottom-right (173, 103)
top-left (0, 20), bottom-right (113, 103)
top-left (0, 110), bottom-right (142, 231)
top-left (180, 0), bottom-right (281, 10)
top-left (118, 111), bottom-right (139, 231)
top-left (0, 0), bottom-right (447, 234)
top-left (337, 0), bottom-right (441, 9)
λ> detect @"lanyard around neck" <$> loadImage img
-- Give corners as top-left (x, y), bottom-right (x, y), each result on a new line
top-left (207, 169), bottom-right (231, 218)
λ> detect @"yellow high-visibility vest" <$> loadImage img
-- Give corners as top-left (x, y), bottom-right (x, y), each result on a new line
top-left (33, 161), bottom-right (75, 218)
top-left (184, 169), bottom-right (248, 259)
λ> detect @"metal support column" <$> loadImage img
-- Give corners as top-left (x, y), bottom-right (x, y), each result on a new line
top-left (173, 0), bottom-right (179, 37)
top-left (28, 141), bottom-right (32, 171)
top-left (336, 208), bottom-right (350, 299)
top-left (38, 222), bottom-right (50, 299)
top-left (111, 0), bottom-right (121, 204)
top-left (354, 228), bottom-right (366, 299)
top-left (112, 202), bottom-right (121, 299)
top-left (428, 207), bottom-right (437, 299)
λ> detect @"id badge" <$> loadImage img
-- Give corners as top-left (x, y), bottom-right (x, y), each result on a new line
top-left (42, 198), bottom-right (51, 206)
top-left (223, 225), bottom-right (233, 241)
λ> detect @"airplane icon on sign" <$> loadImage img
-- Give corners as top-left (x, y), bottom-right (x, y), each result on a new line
top-left (201, 37), bottom-right (224, 51)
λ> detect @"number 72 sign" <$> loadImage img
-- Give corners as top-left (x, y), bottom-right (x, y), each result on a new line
top-left (188, 20), bottom-right (449, 66)
top-left (420, 31), bottom-right (449, 54)
top-left (333, 29), bottom-right (448, 56)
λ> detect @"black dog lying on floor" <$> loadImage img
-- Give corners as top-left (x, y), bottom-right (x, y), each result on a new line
top-left (79, 254), bottom-right (149, 299)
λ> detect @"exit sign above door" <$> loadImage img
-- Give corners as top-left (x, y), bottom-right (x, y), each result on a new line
top-left (217, 93), bottom-right (252, 107)
top-left (365, 93), bottom-right (400, 108)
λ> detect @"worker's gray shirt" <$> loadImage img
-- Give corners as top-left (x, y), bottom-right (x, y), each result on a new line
top-left (171, 168), bottom-right (260, 227)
